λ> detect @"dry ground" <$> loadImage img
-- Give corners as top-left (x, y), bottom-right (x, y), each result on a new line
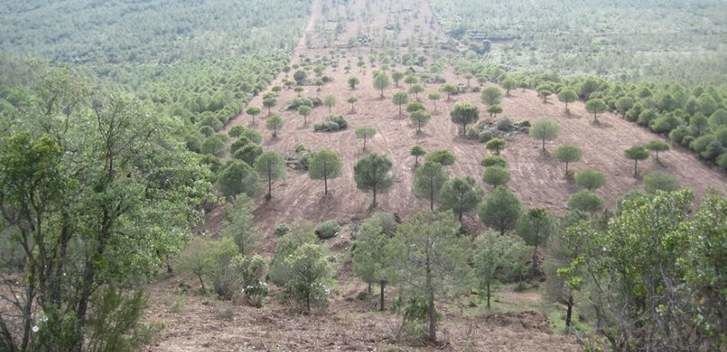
top-left (151, 0), bottom-right (726, 350)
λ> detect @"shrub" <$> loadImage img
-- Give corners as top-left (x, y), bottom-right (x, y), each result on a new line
top-left (643, 172), bottom-right (680, 193)
top-left (285, 243), bottom-right (332, 312)
top-left (481, 155), bottom-right (507, 168)
top-left (483, 166), bottom-right (510, 186)
top-left (274, 223), bottom-right (290, 237)
top-left (232, 255), bottom-right (268, 307)
top-left (313, 116), bottom-right (348, 132)
top-left (575, 170), bottom-right (606, 191)
top-left (315, 220), bottom-right (341, 240)
top-left (496, 117), bottom-right (514, 131)
top-left (568, 190), bottom-right (603, 213)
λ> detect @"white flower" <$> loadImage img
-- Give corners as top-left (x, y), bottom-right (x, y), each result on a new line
top-left (32, 325), bottom-right (39, 333)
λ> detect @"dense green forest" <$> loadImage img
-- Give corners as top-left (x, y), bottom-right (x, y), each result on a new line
top-left (0, 0), bottom-right (310, 138)
top-left (432, 0), bottom-right (727, 83)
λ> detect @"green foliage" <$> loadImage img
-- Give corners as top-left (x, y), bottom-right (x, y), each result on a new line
top-left (323, 95), bottom-right (336, 113)
top-left (450, 101), bottom-right (480, 135)
top-left (373, 71), bottom-right (391, 98)
top-left (233, 144), bottom-right (263, 166)
top-left (558, 89), bottom-right (578, 112)
top-left (439, 177), bottom-right (484, 222)
top-left (354, 154), bottom-right (394, 208)
top-left (235, 255), bottom-right (268, 307)
top-left (221, 197), bottom-right (260, 255)
top-left (202, 134), bottom-right (227, 156)
top-left (568, 190), bottom-right (603, 213)
top-left (643, 171), bottom-right (680, 193)
top-left (559, 190), bottom-right (726, 350)
top-left (485, 138), bottom-right (505, 155)
top-left (483, 166), bottom-right (510, 187)
top-left (218, 160), bottom-right (258, 198)
top-left (313, 116), bottom-right (348, 132)
top-left (254, 151), bottom-right (286, 200)
top-left (297, 104), bottom-right (312, 125)
top-left (410, 109), bottom-right (432, 133)
top-left (529, 119), bottom-right (560, 151)
top-left (574, 169), bottom-right (606, 191)
top-left (473, 233), bottom-right (530, 308)
top-left (425, 149), bottom-right (456, 166)
top-left (406, 101), bottom-right (425, 114)
top-left (266, 114), bottom-right (284, 138)
top-left (355, 127), bottom-right (376, 151)
top-left (85, 287), bottom-right (149, 352)
top-left (388, 211), bottom-right (469, 341)
top-left (315, 220), bottom-right (341, 240)
top-left (555, 145), bottom-right (582, 176)
top-left (269, 225), bottom-right (317, 286)
top-left (392, 92), bottom-right (409, 118)
top-left (585, 98), bottom-right (608, 123)
top-left (348, 76), bottom-right (360, 90)
top-left (410, 145), bottom-right (426, 166)
top-left (432, 0), bottom-right (727, 83)
top-left (481, 155), bottom-right (507, 168)
top-left (516, 208), bottom-right (557, 249)
top-left (479, 186), bottom-right (522, 235)
top-left (352, 218), bottom-right (393, 310)
top-left (481, 86), bottom-right (503, 106)
top-left (645, 139), bottom-right (670, 162)
top-left (624, 145), bottom-right (650, 176)
top-left (308, 149), bottom-right (343, 195)
top-left (285, 243), bottom-right (333, 312)
top-left (413, 161), bottom-right (449, 210)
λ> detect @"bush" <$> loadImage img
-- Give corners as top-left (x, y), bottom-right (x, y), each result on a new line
top-left (232, 255), bottom-right (268, 307)
top-left (287, 96), bottom-right (321, 110)
top-left (568, 190), bottom-right (603, 213)
top-left (313, 116), bottom-right (348, 132)
top-left (496, 117), bottom-right (514, 131)
top-left (315, 220), bottom-right (341, 240)
top-left (483, 166), bottom-right (510, 186)
top-left (274, 223), bottom-right (290, 237)
top-left (481, 155), bottom-right (507, 168)
top-left (643, 172), bottom-right (680, 193)
top-left (575, 169), bottom-right (606, 191)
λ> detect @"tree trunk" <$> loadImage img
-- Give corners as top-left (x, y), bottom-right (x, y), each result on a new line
top-left (634, 160), bottom-right (639, 177)
top-left (531, 246), bottom-right (539, 277)
top-left (486, 281), bottom-right (491, 309)
top-left (399, 104), bottom-right (402, 118)
top-left (564, 161), bottom-right (569, 177)
top-left (267, 167), bottom-right (272, 200)
top-left (372, 186), bottom-right (377, 208)
top-left (379, 281), bottom-right (386, 311)
top-left (323, 174), bottom-right (328, 195)
top-left (429, 178), bottom-right (435, 211)
top-left (363, 137), bottom-right (367, 152)
top-left (197, 274), bottom-right (207, 294)
top-left (427, 280), bottom-right (436, 341)
top-left (542, 138), bottom-right (546, 151)
top-left (306, 291), bottom-right (311, 313)
top-left (565, 295), bottom-right (574, 329)
top-left (367, 282), bottom-right (372, 295)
